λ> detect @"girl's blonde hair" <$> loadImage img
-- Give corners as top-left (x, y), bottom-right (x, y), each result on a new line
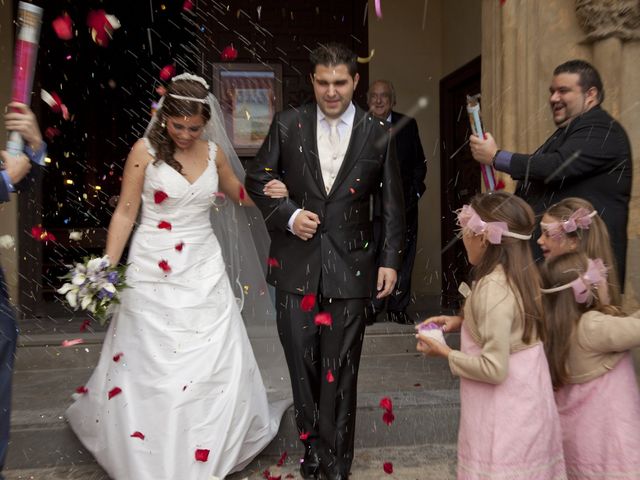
top-left (469, 192), bottom-right (544, 344)
top-left (540, 252), bottom-right (622, 388)
top-left (545, 197), bottom-right (621, 306)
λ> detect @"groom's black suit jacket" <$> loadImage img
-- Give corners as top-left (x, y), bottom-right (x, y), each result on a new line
top-left (246, 103), bottom-right (405, 299)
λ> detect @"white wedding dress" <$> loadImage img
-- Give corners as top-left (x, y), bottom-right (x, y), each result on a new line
top-left (66, 141), bottom-right (287, 479)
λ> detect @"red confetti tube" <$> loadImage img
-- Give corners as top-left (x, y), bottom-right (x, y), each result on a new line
top-left (7, 2), bottom-right (43, 156)
top-left (466, 94), bottom-right (497, 191)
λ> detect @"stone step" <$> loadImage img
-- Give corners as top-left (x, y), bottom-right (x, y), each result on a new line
top-left (4, 443), bottom-right (458, 479)
top-left (14, 322), bottom-right (460, 371)
top-left (7, 322), bottom-right (461, 471)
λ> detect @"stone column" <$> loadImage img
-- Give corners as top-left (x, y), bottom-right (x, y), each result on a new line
top-left (0, 1), bottom-right (19, 304)
top-left (575, 0), bottom-right (640, 311)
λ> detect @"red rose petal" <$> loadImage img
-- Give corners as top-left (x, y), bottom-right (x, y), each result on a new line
top-left (382, 411), bottom-right (395, 426)
top-left (175, 241), bottom-right (185, 252)
top-left (299, 431), bottom-right (310, 441)
top-left (383, 462), bottom-right (393, 474)
top-left (300, 293), bottom-right (316, 312)
top-left (45, 126), bottom-right (61, 141)
top-left (195, 448), bottom-right (210, 462)
top-left (277, 451), bottom-right (287, 467)
top-left (108, 387), bottom-right (122, 399)
top-left (157, 220), bottom-right (172, 230)
top-left (314, 312), bottom-right (332, 327)
top-left (113, 352), bottom-right (123, 362)
top-left (221, 44), bottom-right (238, 61)
top-left (158, 259), bottom-right (171, 273)
top-left (496, 179), bottom-right (506, 190)
top-left (159, 65), bottom-right (176, 81)
top-left (326, 370), bottom-right (335, 383)
top-left (379, 396), bottom-right (393, 412)
top-left (131, 431), bottom-right (145, 440)
top-left (183, 0), bottom-right (194, 12)
top-left (267, 257), bottom-right (280, 268)
top-left (79, 319), bottom-right (91, 332)
top-left (52, 13), bottom-right (74, 40)
top-left (31, 225), bottom-right (43, 239)
top-left (75, 386), bottom-right (88, 394)
top-left (154, 190), bottom-right (169, 204)
top-left (239, 185), bottom-right (246, 200)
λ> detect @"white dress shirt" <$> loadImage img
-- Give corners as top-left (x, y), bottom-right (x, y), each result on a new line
top-left (287, 103), bottom-right (356, 232)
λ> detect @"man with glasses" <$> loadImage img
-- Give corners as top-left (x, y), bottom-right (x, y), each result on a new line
top-left (368, 80), bottom-right (427, 324)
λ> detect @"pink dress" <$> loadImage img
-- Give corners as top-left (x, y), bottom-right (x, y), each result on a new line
top-left (457, 324), bottom-right (566, 480)
top-left (555, 353), bottom-right (640, 479)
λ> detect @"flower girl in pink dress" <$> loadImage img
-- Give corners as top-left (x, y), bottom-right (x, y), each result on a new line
top-left (541, 252), bottom-right (640, 479)
top-left (417, 192), bottom-right (566, 480)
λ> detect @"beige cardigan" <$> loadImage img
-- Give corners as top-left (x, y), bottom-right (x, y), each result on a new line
top-left (565, 309), bottom-right (640, 384)
top-left (448, 266), bottom-right (541, 384)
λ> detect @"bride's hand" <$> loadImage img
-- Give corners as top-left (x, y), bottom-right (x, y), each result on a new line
top-left (263, 179), bottom-right (288, 198)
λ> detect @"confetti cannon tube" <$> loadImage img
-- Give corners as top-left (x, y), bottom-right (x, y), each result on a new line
top-left (7, 2), bottom-right (43, 156)
top-left (466, 94), bottom-right (497, 191)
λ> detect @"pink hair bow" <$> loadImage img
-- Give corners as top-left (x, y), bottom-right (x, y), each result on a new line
top-left (542, 258), bottom-right (610, 306)
top-left (563, 208), bottom-right (595, 233)
top-left (457, 205), bottom-right (530, 244)
top-left (542, 208), bottom-right (597, 237)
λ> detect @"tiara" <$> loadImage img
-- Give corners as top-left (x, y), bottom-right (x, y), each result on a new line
top-left (540, 208), bottom-right (597, 237)
top-left (171, 73), bottom-right (210, 90)
top-left (457, 205), bottom-right (532, 244)
top-left (540, 258), bottom-right (610, 305)
top-left (168, 93), bottom-right (208, 104)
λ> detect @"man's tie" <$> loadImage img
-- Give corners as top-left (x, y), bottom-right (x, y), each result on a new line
top-left (328, 118), bottom-right (340, 153)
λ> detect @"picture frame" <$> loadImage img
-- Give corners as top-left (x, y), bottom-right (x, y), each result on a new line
top-left (212, 63), bottom-right (283, 157)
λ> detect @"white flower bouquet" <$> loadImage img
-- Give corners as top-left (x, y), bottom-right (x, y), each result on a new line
top-left (57, 255), bottom-right (128, 325)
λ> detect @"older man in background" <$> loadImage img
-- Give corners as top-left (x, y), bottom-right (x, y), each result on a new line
top-left (368, 80), bottom-right (427, 324)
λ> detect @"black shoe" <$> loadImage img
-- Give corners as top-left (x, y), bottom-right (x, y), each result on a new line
top-left (387, 311), bottom-right (413, 325)
top-left (300, 448), bottom-right (320, 479)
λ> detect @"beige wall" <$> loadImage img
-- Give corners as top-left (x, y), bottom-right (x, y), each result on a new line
top-left (369, 0), bottom-right (481, 300)
top-left (0, 1), bottom-right (19, 303)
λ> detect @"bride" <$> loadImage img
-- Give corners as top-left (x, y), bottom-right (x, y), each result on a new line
top-left (66, 73), bottom-right (289, 479)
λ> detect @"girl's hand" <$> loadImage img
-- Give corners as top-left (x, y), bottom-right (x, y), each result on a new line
top-left (416, 315), bottom-right (462, 333)
top-left (416, 333), bottom-right (453, 358)
top-left (263, 179), bottom-right (288, 198)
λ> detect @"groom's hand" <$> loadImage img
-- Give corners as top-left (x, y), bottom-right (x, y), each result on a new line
top-left (292, 210), bottom-right (320, 241)
top-left (376, 267), bottom-right (397, 299)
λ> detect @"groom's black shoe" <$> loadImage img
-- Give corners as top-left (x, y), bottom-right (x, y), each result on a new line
top-left (300, 448), bottom-right (320, 479)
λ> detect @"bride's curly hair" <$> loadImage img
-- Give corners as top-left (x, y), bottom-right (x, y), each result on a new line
top-left (147, 79), bottom-right (211, 173)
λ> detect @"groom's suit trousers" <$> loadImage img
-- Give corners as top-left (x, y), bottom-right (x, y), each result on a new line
top-left (275, 289), bottom-right (367, 473)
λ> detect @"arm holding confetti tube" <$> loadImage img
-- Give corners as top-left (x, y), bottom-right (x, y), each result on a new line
top-left (1, 103), bottom-right (45, 202)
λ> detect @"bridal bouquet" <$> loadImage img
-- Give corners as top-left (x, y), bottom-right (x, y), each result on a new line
top-left (58, 255), bottom-right (128, 325)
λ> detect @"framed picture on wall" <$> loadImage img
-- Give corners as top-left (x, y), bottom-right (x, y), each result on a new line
top-left (212, 63), bottom-right (283, 156)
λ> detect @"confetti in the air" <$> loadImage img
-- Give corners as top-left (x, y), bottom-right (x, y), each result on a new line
top-left (314, 312), bottom-right (332, 327)
top-left (159, 64), bottom-right (176, 81)
top-left (87, 10), bottom-right (120, 47)
top-left (52, 13), bottom-right (73, 40)
top-left (221, 44), bottom-right (238, 61)
top-left (0, 235), bottom-right (15, 249)
top-left (300, 293), bottom-right (316, 312)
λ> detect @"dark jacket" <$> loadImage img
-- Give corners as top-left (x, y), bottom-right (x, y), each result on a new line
top-left (390, 111), bottom-right (426, 208)
top-left (245, 103), bottom-right (405, 298)
top-left (509, 105), bottom-right (632, 284)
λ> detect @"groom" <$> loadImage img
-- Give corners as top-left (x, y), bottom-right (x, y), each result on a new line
top-left (246, 43), bottom-right (404, 479)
